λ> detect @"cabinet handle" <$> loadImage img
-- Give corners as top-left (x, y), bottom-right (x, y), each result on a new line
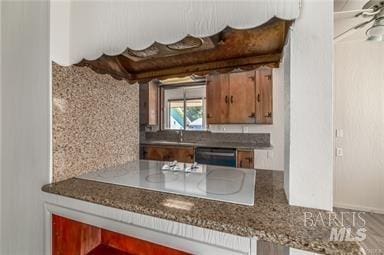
top-left (230, 96), bottom-right (234, 104)
top-left (248, 112), bottom-right (256, 118)
top-left (225, 96), bottom-right (228, 104)
top-left (207, 113), bottom-right (212, 118)
top-left (264, 112), bottom-right (272, 118)
top-left (257, 94), bottom-right (261, 102)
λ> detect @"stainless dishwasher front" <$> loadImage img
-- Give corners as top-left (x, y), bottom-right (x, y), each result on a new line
top-left (195, 147), bottom-right (237, 167)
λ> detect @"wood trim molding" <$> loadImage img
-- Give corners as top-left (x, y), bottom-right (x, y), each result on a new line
top-left (75, 18), bottom-right (293, 84)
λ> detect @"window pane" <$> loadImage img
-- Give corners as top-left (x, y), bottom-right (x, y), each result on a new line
top-left (186, 99), bottom-right (203, 130)
top-left (169, 100), bottom-right (184, 130)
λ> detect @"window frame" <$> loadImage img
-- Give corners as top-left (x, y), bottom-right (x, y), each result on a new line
top-left (161, 84), bottom-right (207, 131)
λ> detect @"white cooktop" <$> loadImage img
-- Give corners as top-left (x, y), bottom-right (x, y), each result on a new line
top-left (78, 160), bottom-right (256, 206)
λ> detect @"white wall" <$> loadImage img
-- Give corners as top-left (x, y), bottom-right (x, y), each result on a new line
top-left (287, 0), bottom-right (334, 211)
top-left (209, 67), bottom-right (286, 171)
top-left (50, 0), bottom-right (70, 65)
top-left (284, 37), bottom-right (291, 199)
top-left (0, 1), bottom-right (2, 250)
top-left (1, 1), bottom-right (50, 254)
top-left (334, 41), bottom-right (384, 213)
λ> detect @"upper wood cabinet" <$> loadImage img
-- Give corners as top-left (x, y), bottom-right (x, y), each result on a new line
top-left (206, 69), bottom-right (272, 124)
top-left (206, 74), bottom-right (230, 123)
top-left (228, 71), bottom-right (257, 124)
top-left (255, 68), bottom-right (273, 124)
top-left (139, 81), bottom-right (158, 126)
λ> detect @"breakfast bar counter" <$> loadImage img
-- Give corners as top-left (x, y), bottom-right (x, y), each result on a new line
top-left (42, 161), bottom-right (363, 255)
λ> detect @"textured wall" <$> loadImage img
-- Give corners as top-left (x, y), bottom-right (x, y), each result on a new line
top-left (334, 41), bottom-right (384, 213)
top-left (288, 0), bottom-right (334, 211)
top-left (1, 2), bottom-right (50, 254)
top-left (53, 64), bottom-right (139, 181)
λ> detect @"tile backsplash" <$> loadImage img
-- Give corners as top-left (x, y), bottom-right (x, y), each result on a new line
top-left (52, 63), bottom-right (139, 181)
top-left (143, 130), bottom-right (270, 146)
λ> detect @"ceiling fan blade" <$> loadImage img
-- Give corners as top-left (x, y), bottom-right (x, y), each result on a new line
top-left (334, 8), bottom-right (374, 20)
top-left (334, 19), bottom-right (375, 42)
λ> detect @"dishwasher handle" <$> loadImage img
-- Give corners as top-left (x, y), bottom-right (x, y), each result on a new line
top-left (196, 151), bottom-right (236, 157)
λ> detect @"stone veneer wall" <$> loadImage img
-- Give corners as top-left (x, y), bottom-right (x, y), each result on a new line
top-left (52, 63), bottom-right (139, 181)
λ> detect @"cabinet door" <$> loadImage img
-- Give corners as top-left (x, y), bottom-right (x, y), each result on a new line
top-left (142, 146), bottom-right (168, 161)
top-left (139, 81), bottom-right (158, 126)
top-left (206, 73), bottom-right (230, 124)
top-left (255, 69), bottom-right (273, 124)
top-left (142, 145), bottom-right (194, 163)
top-left (228, 71), bottom-right (256, 124)
top-left (168, 146), bottom-right (194, 163)
top-left (237, 150), bottom-right (254, 169)
top-left (139, 84), bottom-right (148, 125)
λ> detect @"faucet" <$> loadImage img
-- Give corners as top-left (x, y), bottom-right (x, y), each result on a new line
top-left (177, 130), bottom-right (184, 143)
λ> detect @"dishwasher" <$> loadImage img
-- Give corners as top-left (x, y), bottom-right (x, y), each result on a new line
top-left (195, 147), bottom-right (237, 167)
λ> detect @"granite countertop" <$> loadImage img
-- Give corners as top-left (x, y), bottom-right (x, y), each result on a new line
top-left (140, 140), bottom-right (273, 150)
top-left (42, 168), bottom-right (363, 255)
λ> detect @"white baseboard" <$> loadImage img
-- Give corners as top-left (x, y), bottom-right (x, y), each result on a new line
top-left (334, 202), bottom-right (384, 214)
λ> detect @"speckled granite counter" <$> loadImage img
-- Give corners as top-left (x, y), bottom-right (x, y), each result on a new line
top-left (42, 169), bottom-right (363, 255)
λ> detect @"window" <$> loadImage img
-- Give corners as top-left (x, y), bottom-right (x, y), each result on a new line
top-left (163, 85), bottom-right (206, 130)
top-left (169, 100), bottom-right (184, 129)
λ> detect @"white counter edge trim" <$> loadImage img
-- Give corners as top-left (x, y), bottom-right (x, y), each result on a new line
top-left (43, 192), bottom-right (257, 255)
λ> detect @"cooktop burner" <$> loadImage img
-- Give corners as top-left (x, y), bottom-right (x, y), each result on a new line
top-left (78, 160), bottom-right (256, 206)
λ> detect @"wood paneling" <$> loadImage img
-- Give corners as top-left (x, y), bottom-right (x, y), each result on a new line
top-left (52, 215), bottom-right (101, 255)
top-left (52, 215), bottom-right (190, 255)
top-left (142, 145), bottom-right (194, 163)
top-left (77, 19), bottom-right (292, 83)
top-left (237, 150), bottom-right (254, 169)
top-left (88, 245), bottom-right (130, 255)
top-left (255, 68), bottom-right (273, 124)
top-left (101, 229), bottom-right (188, 255)
top-left (228, 71), bottom-right (256, 124)
top-left (206, 73), bottom-right (230, 124)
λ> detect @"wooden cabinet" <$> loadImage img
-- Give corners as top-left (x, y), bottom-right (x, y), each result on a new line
top-left (53, 215), bottom-right (189, 255)
top-left (237, 150), bottom-right (254, 169)
top-left (142, 145), bottom-right (194, 163)
top-left (206, 69), bottom-right (272, 124)
top-left (228, 71), bottom-right (256, 124)
top-left (140, 81), bottom-right (158, 126)
top-left (206, 73), bottom-right (230, 123)
top-left (53, 214), bottom-right (100, 255)
top-left (255, 68), bottom-right (273, 124)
